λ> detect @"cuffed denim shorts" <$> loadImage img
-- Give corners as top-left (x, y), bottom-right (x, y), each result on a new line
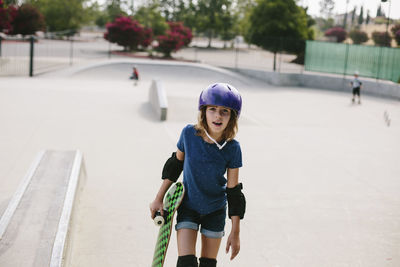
top-left (175, 205), bottom-right (226, 238)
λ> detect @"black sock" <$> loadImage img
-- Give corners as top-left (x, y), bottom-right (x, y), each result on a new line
top-left (177, 254), bottom-right (198, 267)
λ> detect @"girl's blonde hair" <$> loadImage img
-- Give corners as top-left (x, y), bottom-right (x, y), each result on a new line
top-left (194, 106), bottom-right (238, 141)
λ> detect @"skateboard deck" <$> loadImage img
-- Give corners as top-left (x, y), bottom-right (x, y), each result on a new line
top-left (152, 182), bottom-right (185, 267)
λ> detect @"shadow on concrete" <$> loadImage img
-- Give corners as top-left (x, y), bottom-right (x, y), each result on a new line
top-left (138, 102), bottom-right (159, 122)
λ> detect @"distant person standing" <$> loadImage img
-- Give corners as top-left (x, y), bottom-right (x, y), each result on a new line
top-left (350, 71), bottom-right (362, 104)
top-left (130, 65), bottom-right (139, 85)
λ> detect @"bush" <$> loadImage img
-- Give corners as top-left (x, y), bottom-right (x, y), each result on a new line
top-left (349, 30), bottom-right (368, 44)
top-left (155, 31), bottom-right (185, 58)
top-left (395, 30), bottom-right (400, 46)
top-left (371, 31), bottom-right (392, 47)
top-left (167, 21), bottom-right (192, 46)
top-left (10, 4), bottom-right (45, 35)
top-left (0, 0), bottom-right (17, 34)
top-left (155, 21), bottom-right (192, 57)
top-left (391, 24), bottom-right (400, 36)
top-left (104, 16), bottom-right (152, 50)
top-left (391, 24), bottom-right (400, 46)
top-left (325, 27), bottom-right (347, 43)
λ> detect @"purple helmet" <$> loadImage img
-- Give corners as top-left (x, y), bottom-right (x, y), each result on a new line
top-left (198, 83), bottom-right (242, 116)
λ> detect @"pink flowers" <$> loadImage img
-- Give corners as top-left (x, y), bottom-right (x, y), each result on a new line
top-left (0, 0), bottom-right (17, 34)
top-left (104, 16), bottom-right (153, 50)
top-left (104, 16), bottom-right (193, 57)
top-left (155, 22), bottom-right (193, 57)
top-left (325, 27), bottom-right (347, 43)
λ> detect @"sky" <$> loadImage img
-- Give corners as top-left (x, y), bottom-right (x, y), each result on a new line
top-left (94, 0), bottom-right (400, 20)
top-left (300, 0), bottom-right (400, 19)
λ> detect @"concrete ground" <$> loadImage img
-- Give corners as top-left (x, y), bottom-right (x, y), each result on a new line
top-left (0, 58), bottom-right (399, 267)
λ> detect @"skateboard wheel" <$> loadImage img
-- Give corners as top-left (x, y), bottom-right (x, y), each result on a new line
top-left (154, 212), bottom-right (165, 226)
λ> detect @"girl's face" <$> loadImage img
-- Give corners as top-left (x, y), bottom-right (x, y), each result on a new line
top-left (205, 105), bottom-right (231, 136)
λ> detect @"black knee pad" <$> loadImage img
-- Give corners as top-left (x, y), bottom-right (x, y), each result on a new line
top-left (199, 257), bottom-right (217, 267)
top-left (177, 254), bottom-right (198, 267)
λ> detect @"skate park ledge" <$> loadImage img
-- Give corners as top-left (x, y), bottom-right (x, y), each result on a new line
top-left (0, 150), bottom-right (85, 267)
top-left (149, 79), bottom-right (168, 121)
top-left (229, 68), bottom-right (400, 100)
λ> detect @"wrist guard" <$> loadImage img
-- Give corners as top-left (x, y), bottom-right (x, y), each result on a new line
top-left (162, 152), bottom-right (183, 182)
top-left (226, 183), bottom-right (246, 219)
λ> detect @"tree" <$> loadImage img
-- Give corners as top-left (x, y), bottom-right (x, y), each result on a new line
top-left (104, 16), bottom-right (151, 50)
top-left (325, 27), bottom-right (347, 42)
top-left (371, 31), bottom-right (391, 47)
top-left (11, 3), bottom-right (45, 35)
top-left (28, 0), bottom-right (87, 32)
top-left (196, 0), bottom-right (233, 47)
top-left (134, 4), bottom-right (168, 36)
top-left (349, 29), bottom-right (368, 44)
top-left (248, 0), bottom-right (310, 70)
top-left (236, 0), bottom-right (255, 44)
top-left (376, 5), bottom-right (381, 17)
top-left (319, 0), bottom-right (334, 18)
top-left (351, 6), bottom-right (356, 26)
top-left (219, 7), bottom-right (238, 46)
top-left (105, 0), bottom-right (127, 22)
top-left (358, 6), bottom-right (364, 25)
top-left (366, 10), bottom-right (370, 24)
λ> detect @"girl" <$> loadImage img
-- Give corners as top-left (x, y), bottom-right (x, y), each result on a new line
top-left (150, 83), bottom-right (246, 267)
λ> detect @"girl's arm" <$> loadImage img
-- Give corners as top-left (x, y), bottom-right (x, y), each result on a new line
top-left (225, 168), bottom-right (241, 260)
top-left (149, 149), bottom-right (184, 219)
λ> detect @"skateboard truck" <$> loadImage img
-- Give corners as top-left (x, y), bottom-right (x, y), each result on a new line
top-left (154, 210), bottom-right (169, 226)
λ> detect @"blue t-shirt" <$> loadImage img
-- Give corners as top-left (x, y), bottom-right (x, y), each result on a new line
top-left (177, 124), bottom-right (242, 214)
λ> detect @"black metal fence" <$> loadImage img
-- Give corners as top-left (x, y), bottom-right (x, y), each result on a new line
top-left (175, 37), bottom-right (306, 74)
top-left (0, 34), bottom-right (116, 77)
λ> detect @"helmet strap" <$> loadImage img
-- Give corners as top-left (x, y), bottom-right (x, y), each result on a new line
top-left (204, 130), bottom-right (227, 150)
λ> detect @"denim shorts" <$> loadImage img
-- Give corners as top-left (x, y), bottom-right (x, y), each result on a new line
top-left (175, 205), bottom-right (226, 238)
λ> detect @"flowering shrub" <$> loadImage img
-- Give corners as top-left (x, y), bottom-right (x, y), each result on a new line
top-left (394, 30), bottom-right (400, 46)
top-left (0, 0), bottom-right (17, 34)
top-left (391, 24), bottom-right (400, 46)
top-left (142, 27), bottom-right (153, 48)
top-left (167, 22), bottom-right (192, 46)
top-left (372, 31), bottom-right (392, 47)
top-left (391, 24), bottom-right (400, 36)
top-left (10, 4), bottom-right (45, 35)
top-left (104, 16), bottom-right (152, 50)
top-left (155, 21), bottom-right (192, 57)
top-left (349, 30), bottom-right (368, 45)
top-left (325, 27), bottom-right (347, 43)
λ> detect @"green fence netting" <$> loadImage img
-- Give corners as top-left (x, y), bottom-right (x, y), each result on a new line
top-left (305, 40), bottom-right (400, 83)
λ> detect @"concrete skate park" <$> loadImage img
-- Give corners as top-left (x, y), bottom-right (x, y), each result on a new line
top-left (0, 57), bottom-right (400, 267)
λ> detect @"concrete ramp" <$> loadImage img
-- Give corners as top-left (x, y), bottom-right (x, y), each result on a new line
top-left (0, 150), bottom-right (84, 267)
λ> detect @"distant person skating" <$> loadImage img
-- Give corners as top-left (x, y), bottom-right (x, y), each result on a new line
top-left (350, 71), bottom-right (362, 104)
top-left (130, 66), bottom-right (139, 85)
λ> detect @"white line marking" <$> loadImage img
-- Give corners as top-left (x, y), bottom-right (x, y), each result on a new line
top-left (0, 150), bottom-right (46, 239)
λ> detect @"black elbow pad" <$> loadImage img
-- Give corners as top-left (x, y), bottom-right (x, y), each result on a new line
top-left (162, 152), bottom-right (183, 182)
top-left (226, 183), bottom-right (246, 219)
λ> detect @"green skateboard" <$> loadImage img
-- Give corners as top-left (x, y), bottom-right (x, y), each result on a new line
top-left (152, 182), bottom-right (185, 267)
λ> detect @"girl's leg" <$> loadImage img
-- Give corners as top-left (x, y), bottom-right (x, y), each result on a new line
top-left (177, 229), bottom-right (198, 267)
top-left (177, 228), bottom-right (198, 256)
top-left (199, 235), bottom-right (221, 266)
